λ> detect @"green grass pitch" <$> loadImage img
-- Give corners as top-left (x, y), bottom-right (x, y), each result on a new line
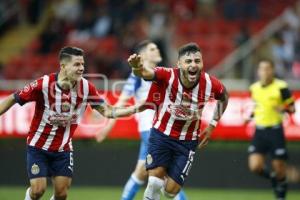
top-left (0, 186), bottom-right (299, 200)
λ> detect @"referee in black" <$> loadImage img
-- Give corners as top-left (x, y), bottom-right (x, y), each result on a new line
top-left (247, 59), bottom-right (295, 200)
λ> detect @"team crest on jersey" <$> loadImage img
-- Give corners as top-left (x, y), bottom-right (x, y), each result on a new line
top-left (146, 154), bottom-right (153, 165)
top-left (31, 163), bottom-right (40, 175)
top-left (61, 102), bottom-right (71, 112)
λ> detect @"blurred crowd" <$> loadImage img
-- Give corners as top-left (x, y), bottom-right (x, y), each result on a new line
top-left (0, 0), bottom-right (299, 79)
top-left (273, 3), bottom-right (300, 79)
top-left (250, 1), bottom-right (300, 80)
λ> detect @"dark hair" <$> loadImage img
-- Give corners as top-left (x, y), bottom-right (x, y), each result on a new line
top-left (59, 46), bottom-right (84, 62)
top-left (135, 40), bottom-right (153, 53)
top-left (178, 42), bottom-right (201, 58)
top-left (258, 58), bottom-right (274, 68)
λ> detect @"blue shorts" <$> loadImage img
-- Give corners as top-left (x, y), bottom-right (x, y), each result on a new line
top-left (145, 128), bottom-right (198, 186)
top-left (138, 130), bottom-right (150, 160)
top-left (27, 146), bottom-right (74, 179)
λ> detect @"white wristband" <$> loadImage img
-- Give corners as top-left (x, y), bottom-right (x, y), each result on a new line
top-left (111, 108), bottom-right (116, 118)
top-left (209, 119), bottom-right (218, 127)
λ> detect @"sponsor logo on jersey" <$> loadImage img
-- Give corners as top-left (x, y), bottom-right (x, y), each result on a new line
top-left (167, 104), bottom-right (199, 120)
top-left (48, 113), bottom-right (78, 127)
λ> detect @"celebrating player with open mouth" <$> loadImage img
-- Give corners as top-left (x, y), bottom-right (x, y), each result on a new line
top-left (0, 46), bottom-right (138, 200)
top-left (96, 40), bottom-right (187, 200)
top-left (127, 42), bottom-right (229, 200)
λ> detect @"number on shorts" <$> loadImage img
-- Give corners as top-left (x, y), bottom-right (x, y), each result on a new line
top-left (182, 150), bottom-right (195, 177)
top-left (70, 152), bottom-right (74, 166)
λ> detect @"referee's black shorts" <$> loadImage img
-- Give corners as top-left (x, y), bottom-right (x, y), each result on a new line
top-left (248, 124), bottom-right (288, 160)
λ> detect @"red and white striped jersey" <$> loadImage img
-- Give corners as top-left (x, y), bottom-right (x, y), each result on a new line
top-left (14, 73), bottom-right (104, 152)
top-left (146, 67), bottom-right (225, 141)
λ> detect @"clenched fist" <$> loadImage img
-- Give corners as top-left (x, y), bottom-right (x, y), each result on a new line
top-left (128, 54), bottom-right (143, 70)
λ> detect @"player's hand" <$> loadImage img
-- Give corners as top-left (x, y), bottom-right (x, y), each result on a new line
top-left (274, 105), bottom-right (285, 113)
top-left (198, 125), bottom-right (215, 149)
top-left (128, 54), bottom-right (143, 70)
top-left (274, 105), bottom-right (295, 114)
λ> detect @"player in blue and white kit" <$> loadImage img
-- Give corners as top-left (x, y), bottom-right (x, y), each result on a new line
top-left (96, 40), bottom-right (187, 200)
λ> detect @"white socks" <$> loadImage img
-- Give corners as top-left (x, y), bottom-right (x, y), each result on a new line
top-left (143, 176), bottom-right (164, 200)
top-left (131, 173), bottom-right (145, 185)
top-left (24, 187), bottom-right (55, 200)
top-left (24, 187), bottom-right (32, 200)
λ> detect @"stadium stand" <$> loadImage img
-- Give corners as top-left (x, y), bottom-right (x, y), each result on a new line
top-left (0, 0), bottom-right (299, 79)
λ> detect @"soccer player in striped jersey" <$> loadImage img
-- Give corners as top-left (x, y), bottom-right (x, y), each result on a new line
top-left (127, 43), bottom-right (229, 200)
top-left (0, 47), bottom-right (137, 200)
top-left (247, 59), bottom-right (295, 200)
top-left (96, 40), bottom-right (187, 200)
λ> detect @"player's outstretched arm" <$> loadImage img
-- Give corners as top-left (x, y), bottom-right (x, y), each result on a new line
top-left (94, 102), bottom-right (146, 119)
top-left (198, 89), bottom-right (229, 149)
top-left (128, 53), bottom-right (155, 80)
top-left (95, 94), bottom-right (131, 142)
top-left (0, 94), bottom-right (16, 116)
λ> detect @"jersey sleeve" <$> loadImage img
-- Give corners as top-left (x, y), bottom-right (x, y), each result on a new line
top-left (210, 75), bottom-right (225, 100)
top-left (144, 82), bottom-right (161, 110)
top-left (122, 73), bottom-right (141, 97)
top-left (280, 86), bottom-right (294, 105)
top-left (87, 82), bottom-right (105, 109)
top-left (153, 67), bottom-right (172, 82)
top-left (14, 78), bottom-right (43, 106)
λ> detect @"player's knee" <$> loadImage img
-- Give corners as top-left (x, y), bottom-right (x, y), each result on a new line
top-left (273, 164), bottom-right (286, 179)
top-left (249, 165), bottom-right (264, 174)
top-left (249, 161), bottom-right (264, 174)
top-left (31, 186), bottom-right (46, 199)
top-left (249, 165), bottom-right (263, 174)
top-left (276, 170), bottom-right (286, 180)
top-left (54, 189), bottom-right (68, 199)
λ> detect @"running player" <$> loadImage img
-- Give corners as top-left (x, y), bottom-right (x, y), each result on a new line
top-left (127, 42), bottom-right (229, 200)
top-left (96, 40), bottom-right (187, 200)
top-left (248, 59), bottom-right (295, 200)
top-left (0, 47), bottom-right (137, 200)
